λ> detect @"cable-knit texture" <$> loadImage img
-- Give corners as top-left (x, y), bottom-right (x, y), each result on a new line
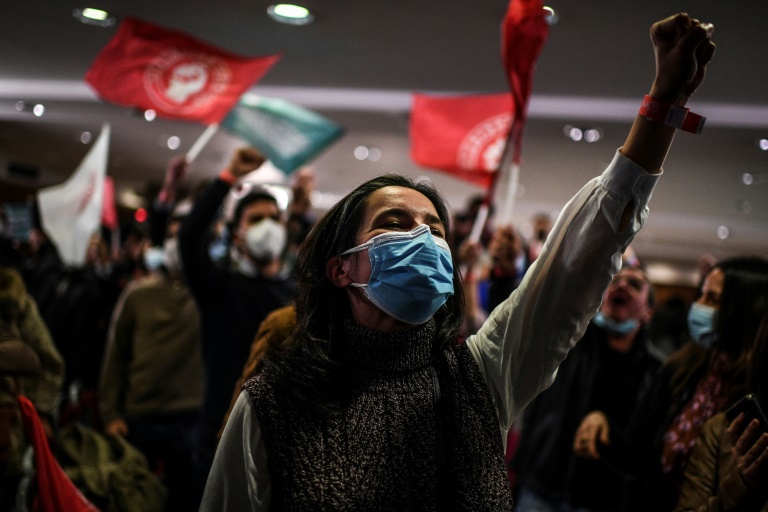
top-left (245, 319), bottom-right (513, 511)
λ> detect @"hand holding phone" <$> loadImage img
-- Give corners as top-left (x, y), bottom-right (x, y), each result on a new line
top-left (726, 394), bottom-right (768, 434)
top-left (725, 394), bottom-right (768, 493)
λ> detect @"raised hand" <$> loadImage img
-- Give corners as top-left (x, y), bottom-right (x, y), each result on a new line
top-left (649, 13), bottom-right (716, 104)
top-left (229, 147), bottom-right (266, 178)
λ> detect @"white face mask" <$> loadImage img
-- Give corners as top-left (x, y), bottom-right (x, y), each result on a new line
top-left (243, 218), bottom-right (286, 264)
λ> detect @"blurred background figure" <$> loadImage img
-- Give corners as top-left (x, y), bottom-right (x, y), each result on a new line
top-left (449, 194), bottom-right (494, 255)
top-left (39, 231), bottom-right (120, 421)
top-left (486, 224), bottom-right (530, 314)
top-left (177, 147), bottom-right (295, 504)
top-left (0, 265), bottom-right (64, 508)
top-left (675, 310), bottom-right (768, 511)
top-left (526, 212), bottom-right (553, 263)
top-left (284, 166), bottom-right (318, 274)
top-left (99, 225), bottom-right (203, 510)
top-left (512, 262), bottom-right (660, 512)
top-left (574, 256), bottom-right (768, 511)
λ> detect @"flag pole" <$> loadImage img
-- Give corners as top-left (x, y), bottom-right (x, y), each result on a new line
top-left (467, 121), bottom-right (516, 244)
top-left (186, 123), bottom-right (219, 163)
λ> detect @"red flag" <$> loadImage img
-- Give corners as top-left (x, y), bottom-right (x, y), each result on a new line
top-left (409, 93), bottom-right (514, 188)
top-left (100, 176), bottom-right (117, 230)
top-left (501, 0), bottom-right (549, 165)
top-left (85, 17), bottom-right (281, 124)
top-left (17, 395), bottom-right (100, 511)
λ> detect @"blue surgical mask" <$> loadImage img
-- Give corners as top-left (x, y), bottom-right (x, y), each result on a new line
top-left (688, 302), bottom-right (718, 348)
top-left (340, 224), bottom-right (454, 325)
top-left (592, 311), bottom-right (638, 337)
top-left (143, 247), bottom-right (165, 271)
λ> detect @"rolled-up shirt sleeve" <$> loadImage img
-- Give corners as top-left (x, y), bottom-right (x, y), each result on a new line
top-left (200, 391), bottom-right (271, 511)
top-left (466, 150), bottom-right (659, 433)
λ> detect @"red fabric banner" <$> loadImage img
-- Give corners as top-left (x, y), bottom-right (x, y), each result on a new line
top-left (100, 176), bottom-right (117, 230)
top-left (85, 17), bottom-right (281, 124)
top-left (409, 93), bottom-right (514, 188)
top-left (17, 395), bottom-right (100, 512)
top-left (501, 0), bottom-right (549, 165)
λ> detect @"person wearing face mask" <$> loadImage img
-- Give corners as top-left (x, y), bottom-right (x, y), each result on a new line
top-left (200, 14), bottom-right (718, 510)
top-left (176, 148), bottom-right (295, 504)
top-left (574, 256), bottom-right (768, 511)
top-left (99, 212), bottom-right (205, 510)
top-left (675, 310), bottom-right (768, 512)
top-left (510, 262), bottom-right (661, 512)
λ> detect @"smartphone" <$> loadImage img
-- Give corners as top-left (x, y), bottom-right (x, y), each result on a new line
top-left (725, 393), bottom-right (768, 433)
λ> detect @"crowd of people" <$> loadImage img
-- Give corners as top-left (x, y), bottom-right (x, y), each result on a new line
top-left (0, 11), bottom-right (766, 512)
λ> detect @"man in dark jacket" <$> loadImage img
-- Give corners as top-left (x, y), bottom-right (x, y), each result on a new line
top-left (177, 147), bottom-right (295, 503)
top-left (512, 263), bottom-right (661, 512)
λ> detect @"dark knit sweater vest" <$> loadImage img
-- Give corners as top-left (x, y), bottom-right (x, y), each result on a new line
top-left (244, 319), bottom-right (514, 511)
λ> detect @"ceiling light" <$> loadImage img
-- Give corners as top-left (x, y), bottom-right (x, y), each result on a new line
top-left (144, 109), bottom-right (157, 122)
top-left (33, 104), bottom-right (45, 117)
top-left (584, 128), bottom-right (602, 143)
top-left (543, 6), bottom-right (559, 25)
top-left (717, 226), bottom-right (730, 240)
top-left (743, 173), bottom-right (754, 185)
top-left (569, 127), bottom-right (583, 142)
top-left (759, 138), bottom-right (768, 151)
top-left (267, 4), bottom-right (314, 25)
top-left (82, 8), bottom-right (108, 20)
top-left (73, 8), bottom-right (116, 27)
top-left (81, 131), bottom-right (92, 144)
top-left (354, 146), bottom-right (369, 160)
top-left (119, 190), bottom-right (145, 209)
top-left (167, 136), bottom-right (181, 150)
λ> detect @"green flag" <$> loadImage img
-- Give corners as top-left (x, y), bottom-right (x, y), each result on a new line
top-left (221, 95), bottom-right (344, 174)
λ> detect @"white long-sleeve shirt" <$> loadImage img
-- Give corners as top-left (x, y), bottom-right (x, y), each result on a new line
top-left (200, 150), bottom-right (660, 511)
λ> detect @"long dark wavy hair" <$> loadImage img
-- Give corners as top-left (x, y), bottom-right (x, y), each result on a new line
top-left (264, 174), bottom-right (465, 414)
top-left (667, 256), bottom-right (768, 409)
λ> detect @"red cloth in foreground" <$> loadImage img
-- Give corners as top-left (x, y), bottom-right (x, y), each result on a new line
top-left (85, 17), bottom-right (280, 124)
top-left (17, 395), bottom-right (100, 512)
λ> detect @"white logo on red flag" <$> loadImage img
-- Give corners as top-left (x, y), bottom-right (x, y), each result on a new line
top-left (457, 113), bottom-right (512, 172)
top-left (85, 17), bottom-right (281, 124)
top-left (144, 49), bottom-right (232, 114)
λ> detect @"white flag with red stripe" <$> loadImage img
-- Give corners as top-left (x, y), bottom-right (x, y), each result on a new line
top-left (38, 124), bottom-right (110, 266)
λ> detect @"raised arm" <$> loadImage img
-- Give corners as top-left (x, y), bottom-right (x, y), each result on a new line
top-left (466, 13), bottom-right (716, 431)
top-left (177, 147), bottom-right (265, 296)
top-left (622, 13), bottom-right (715, 174)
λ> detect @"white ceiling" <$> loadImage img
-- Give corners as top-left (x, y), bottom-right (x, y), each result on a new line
top-left (1, 0), bottom-right (767, 280)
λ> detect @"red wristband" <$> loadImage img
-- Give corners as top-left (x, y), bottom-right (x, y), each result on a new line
top-left (218, 169), bottom-right (237, 185)
top-left (639, 95), bottom-right (705, 134)
top-left (681, 111), bottom-right (706, 134)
